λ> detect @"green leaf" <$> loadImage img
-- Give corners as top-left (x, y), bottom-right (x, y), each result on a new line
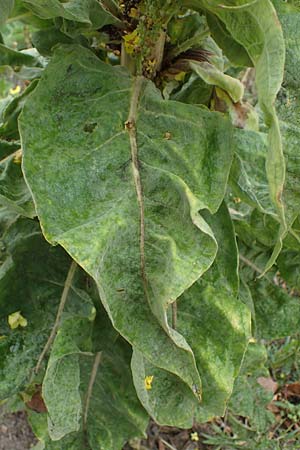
top-left (31, 27), bottom-right (88, 56)
top-left (0, 150), bottom-right (35, 218)
top-left (194, 0), bottom-right (286, 267)
top-left (0, 0), bottom-right (14, 25)
top-left (132, 203), bottom-right (251, 426)
top-left (229, 342), bottom-right (275, 432)
top-left (43, 321), bottom-right (148, 447)
top-left (239, 245), bottom-right (300, 339)
top-left (190, 61), bottom-right (244, 103)
top-left (0, 80), bottom-right (38, 140)
top-left (0, 43), bottom-right (38, 67)
top-left (20, 45), bottom-right (235, 397)
top-left (22, 0), bottom-right (117, 28)
top-left (275, 11), bottom-right (300, 225)
top-left (206, 13), bottom-right (253, 67)
top-left (0, 218), bottom-right (92, 399)
top-left (171, 73), bottom-right (213, 105)
top-left (229, 129), bottom-right (275, 215)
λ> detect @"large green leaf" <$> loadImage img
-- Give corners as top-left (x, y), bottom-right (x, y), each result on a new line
top-left (0, 218), bottom-right (94, 398)
top-left (20, 45), bottom-right (234, 397)
top-left (229, 129), bottom-right (274, 215)
top-left (22, 0), bottom-right (117, 28)
top-left (42, 315), bottom-right (148, 447)
top-left (131, 203), bottom-right (251, 426)
top-left (229, 5), bottom-right (300, 247)
top-left (229, 342), bottom-right (275, 432)
top-left (192, 0), bottom-right (286, 267)
top-left (206, 12), bottom-right (252, 67)
top-left (275, 10), bottom-right (300, 226)
top-left (239, 242), bottom-right (300, 339)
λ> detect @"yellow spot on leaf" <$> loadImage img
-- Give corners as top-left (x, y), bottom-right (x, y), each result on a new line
top-left (9, 85), bottom-right (21, 95)
top-left (8, 311), bottom-right (27, 329)
top-left (190, 431), bottom-right (199, 442)
top-left (145, 375), bottom-right (154, 390)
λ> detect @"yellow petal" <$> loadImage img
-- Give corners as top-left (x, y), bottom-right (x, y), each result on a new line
top-left (190, 432), bottom-right (199, 442)
top-left (13, 149), bottom-right (22, 164)
top-left (8, 311), bottom-right (28, 329)
top-left (144, 375), bottom-right (154, 390)
top-left (9, 85), bottom-right (21, 95)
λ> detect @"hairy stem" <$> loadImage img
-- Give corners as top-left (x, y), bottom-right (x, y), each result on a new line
top-left (172, 301), bottom-right (177, 330)
top-left (239, 254), bottom-right (263, 275)
top-left (126, 77), bottom-right (148, 294)
top-left (84, 352), bottom-right (102, 429)
top-left (153, 31), bottom-right (166, 74)
top-left (35, 260), bottom-right (77, 373)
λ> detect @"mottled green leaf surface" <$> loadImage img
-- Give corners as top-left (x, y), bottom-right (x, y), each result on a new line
top-left (43, 305), bottom-right (147, 447)
top-left (229, 342), bottom-right (275, 431)
top-left (0, 0), bottom-right (14, 25)
top-left (239, 243), bottom-right (300, 339)
top-left (0, 219), bottom-right (91, 398)
top-left (0, 151), bottom-right (35, 218)
top-left (191, 0), bottom-right (286, 266)
top-left (275, 10), bottom-right (300, 226)
top-left (132, 204), bottom-right (251, 426)
top-left (0, 80), bottom-right (38, 140)
top-left (20, 45), bottom-right (234, 397)
top-left (190, 61), bottom-right (244, 103)
top-left (36, 305), bottom-right (148, 448)
top-left (22, 0), bottom-right (117, 28)
top-left (229, 129), bottom-right (274, 215)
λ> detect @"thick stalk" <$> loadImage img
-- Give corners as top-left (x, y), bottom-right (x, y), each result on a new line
top-left (83, 352), bottom-right (102, 429)
top-left (125, 77), bottom-right (147, 293)
top-left (35, 260), bottom-right (77, 373)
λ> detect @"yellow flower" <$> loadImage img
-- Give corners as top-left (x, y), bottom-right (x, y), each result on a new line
top-left (8, 311), bottom-right (28, 329)
top-left (144, 375), bottom-right (154, 390)
top-left (174, 71), bottom-right (186, 82)
top-left (123, 29), bottom-right (140, 55)
top-left (13, 149), bottom-right (22, 164)
top-left (190, 431), bottom-right (199, 442)
top-left (9, 85), bottom-right (21, 95)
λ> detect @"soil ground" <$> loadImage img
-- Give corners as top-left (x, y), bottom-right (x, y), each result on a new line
top-left (0, 410), bottom-right (37, 450)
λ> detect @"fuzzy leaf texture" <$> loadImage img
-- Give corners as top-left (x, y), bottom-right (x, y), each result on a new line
top-left (20, 44), bottom-right (237, 400)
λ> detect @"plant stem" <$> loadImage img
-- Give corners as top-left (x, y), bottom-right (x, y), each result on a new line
top-left (160, 439), bottom-right (178, 450)
top-left (34, 260), bottom-right (77, 373)
top-left (6, 12), bottom-right (32, 23)
top-left (83, 352), bottom-right (102, 429)
top-left (239, 254), bottom-right (263, 275)
top-left (121, 42), bottom-right (136, 75)
top-left (126, 77), bottom-right (148, 296)
top-left (218, 0), bottom-right (259, 9)
top-left (172, 301), bottom-right (177, 330)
